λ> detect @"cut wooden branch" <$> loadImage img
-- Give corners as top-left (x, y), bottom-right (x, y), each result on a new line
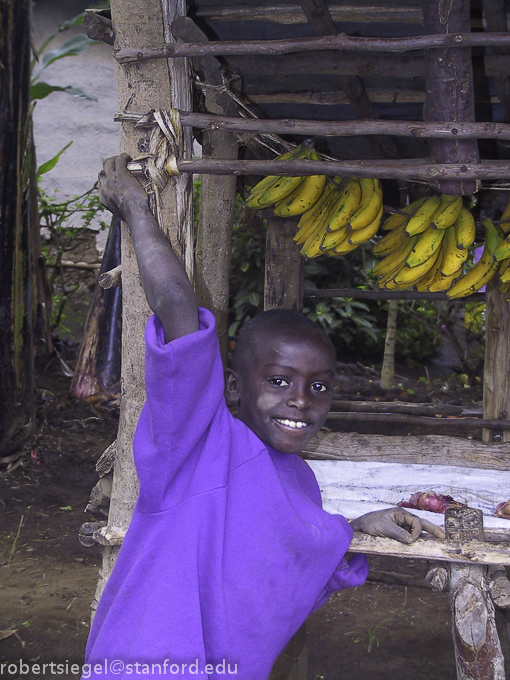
top-left (84, 10), bottom-right (114, 45)
top-left (330, 400), bottom-right (481, 417)
top-left (46, 260), bottom-right (101, 271)
top-left (325, 411), bottom-right (510, 432)
top-left (160, 157), bottom-right (510, 181)
top-left (421, 0), bottom-right (480, 194)
top-left (115, 32), bottom-right (510, 64)
top-left (302, 430), bottom-right (510, 470)
top-left (348, 532), bottom-right (510, 566)
top-left (193, 3), bottom-right (424, 26)
top-left (304, 287), bottom-right (486, 301)
top-left (98, 264), bottom-right (122, 289)
top-left (246, 88), bottom-right (426, 106)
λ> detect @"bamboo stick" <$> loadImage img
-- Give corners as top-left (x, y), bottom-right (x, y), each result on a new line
top-left (115, 32), bottom-right (510, 64)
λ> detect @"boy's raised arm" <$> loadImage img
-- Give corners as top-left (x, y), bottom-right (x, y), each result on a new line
top-left (98, 154), bottom-right (199, 343)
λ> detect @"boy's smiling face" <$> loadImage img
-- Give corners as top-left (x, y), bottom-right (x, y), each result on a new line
top-left (226, 328), bottom-right (336, 454)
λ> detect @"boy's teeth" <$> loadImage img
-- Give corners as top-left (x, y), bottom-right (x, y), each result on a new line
top-left (277, 418), bottom-right (307, 429)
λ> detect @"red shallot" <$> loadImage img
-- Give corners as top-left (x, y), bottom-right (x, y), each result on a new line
top-left (398, 490), bottom-right (466, 514)
top-left (495, 501), bottom-right (510, 519)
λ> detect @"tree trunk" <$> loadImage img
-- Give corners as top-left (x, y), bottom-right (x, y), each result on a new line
top-left (91, 0), bottom-right (194, 614)
top-left (0, 0), bottom-right (35, 455)
top-left (380, 299), bottom-right (398, 389)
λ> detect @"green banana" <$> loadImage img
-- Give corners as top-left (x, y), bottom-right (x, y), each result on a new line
top-left (245, 146), bottom-right (302, 207)
top-left (348, 178), bottom-right (383, 231)
top-left (447, 218), bottom-right (502, 298)
top-left (273, 151), bottom-right (326, 216)
top-left (256, 174), bottom-right (306, 208)
top-left (431, 194), bottom-right (463, 230)
top-left (499, 198), bottom-right (510, 235)
top-left (404, 196), bottom-right (442, 237)
top-left (453, 207), bottom-right (476, 249)
top-left (493, 237), bottom-right (510, 262)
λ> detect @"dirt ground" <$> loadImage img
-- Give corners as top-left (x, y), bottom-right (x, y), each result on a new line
top-left (1, 354), bottom-right (509, 680)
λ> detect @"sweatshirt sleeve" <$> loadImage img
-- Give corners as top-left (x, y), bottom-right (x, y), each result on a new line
top-left (311, 552), bottom-right (369, 613)
top-left (133, 308), bottom-right (229, 511)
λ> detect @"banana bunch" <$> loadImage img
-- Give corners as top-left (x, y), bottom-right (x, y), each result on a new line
top-left (246, 144), bottom-right (326, 216)
top-left (372, 195), bottom-right (476, 292)
top-left (296, 176), bottom-right (384, 258)
top-left (492, 199), bottom-right (510, 301)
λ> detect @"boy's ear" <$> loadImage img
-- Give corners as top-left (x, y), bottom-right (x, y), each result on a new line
top-left (225, 369), bottom-right (240, 406)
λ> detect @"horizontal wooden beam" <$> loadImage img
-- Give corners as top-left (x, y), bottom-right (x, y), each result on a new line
top-left (226, 52), bottom-right (425, 79)
top-left (194, 3), bottom-right (424, 26)
top-left (349, 533), bottom-right (510, 565)
top-left (162, 158), bottom-right (510, 181)
top-left (115, 32), bottom-right (510, 64)
top-left (115, 110), bottom-right (510, 140)
top-left (304, 288), bottom-right (486, 301)
top-left (246, 89), bottom-right (426, 106)
top-left (325, 411), bottom-right (510, 431)
top-left (302, 430), bottom-right (510, 470)
top-left (330, 400), bottom-right (481, 417)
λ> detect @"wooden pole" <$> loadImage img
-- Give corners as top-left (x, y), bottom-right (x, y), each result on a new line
top-left (264, 218), bottom-right (304, 311)
top-left (482, 277), bottom-right (510, 442)
top-left (172, 16), bottom-right (238, 365)
top-left (421, 0), bottom-right (480, 194)
top-left (91, 0), bottom-right (194, 614)
top-left (445, 507), bottom-right (505, 679)
top-left (380, 299), bottom-right (398, 389)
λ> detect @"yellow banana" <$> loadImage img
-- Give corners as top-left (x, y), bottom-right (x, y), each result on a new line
top-left (427, 267), bottom-right (463, 292)
top-left (245, 146), bottom-right (302, 207)
top-left (273, 151), bottom-right (326, 216)
top-left (347, 204), bottom-right (384, 245)
top-left (498, 259), bottom-right (510, 283)
top-left (493, 237), bottom-right (510, 262)
top-left (331, 240), bottom-right (361, 256)
top-left (391, 248), bottom-right (442, 288)
top-left (381, 197), bottom-right (427, 231)
top-left (320, 224), bottom-right (350, 252)
top-left (405, 225), bottom-right (445, 268)
top-left (415, 251), bottom-right (446, 291)
top-left (499, 197), bottom-right (510, 235)
top-left (348, 178), bottom-right (383, 231)
top-left (326, 177), bottom-right (362, 232)
top-left (431, 194), bottom-right (463, 230)
top-left (372, 221), bottom-right (409, 257)
top-left (256, 174), bottom-right (306, 208)
top-left (441, 225), bottom-right (468, 277)
top-left (447, 218), bottom-right (502, 298)
top-left (294, 183), bottom-right (338, 245)
top-left (404, 196), bottom-right (442, 236)
top-left (372, 236), bottom-right (418, 278)
top-left (453, 207), bottom-right (476, 249)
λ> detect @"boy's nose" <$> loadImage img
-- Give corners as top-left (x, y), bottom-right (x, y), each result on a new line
top-left (287, 385), bottom-right (309, 409)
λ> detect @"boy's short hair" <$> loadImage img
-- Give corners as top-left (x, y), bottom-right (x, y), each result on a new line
top-left (231, 308), bottom-right (334, 373)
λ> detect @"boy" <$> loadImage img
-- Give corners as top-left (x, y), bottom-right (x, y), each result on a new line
top-left (85, 154), bottom-right (444, 680)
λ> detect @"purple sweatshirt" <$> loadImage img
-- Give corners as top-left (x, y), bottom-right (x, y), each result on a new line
top-left (84, 309), bottom-right (368, 680)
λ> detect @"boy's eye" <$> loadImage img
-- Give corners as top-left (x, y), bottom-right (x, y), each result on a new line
top-left (311, 382), bottom-right (328, 393)
top-left (269, 377), bottom-right (289, 387)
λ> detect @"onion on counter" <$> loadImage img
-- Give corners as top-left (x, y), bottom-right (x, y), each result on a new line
top-left (495, 501), bottom-right (510, 519)
top-left (398, 491), bottom-right (466, 514)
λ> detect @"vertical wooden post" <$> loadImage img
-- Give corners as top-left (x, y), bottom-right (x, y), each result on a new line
top-left (445, 507), bottom-right (505, 679)
top-left (265, 216), bottom-right (306, 679)
top-left (264, 218), bottom-right (304, 312)
top-left (91, 0), bottom-right (193, 613)
top-left (421, 0), bottom-right (480, 195)
top-left (380, 299), bottom-right (398, 389)
top-left (482, 278), bottom-right (510, 442)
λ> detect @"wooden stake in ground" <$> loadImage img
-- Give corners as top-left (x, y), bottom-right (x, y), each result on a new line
top-left (445, 507), bottom-right (505, 679)
top-left (380, 299), bottom-right (398, 389)
top-left (91, 0), bottom-right (194, 614)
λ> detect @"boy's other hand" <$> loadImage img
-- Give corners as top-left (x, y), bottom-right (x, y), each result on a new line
top-left (350, 507), bottom-right (446, 544)
top-left (98, 153), bottom-right (148, 221)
